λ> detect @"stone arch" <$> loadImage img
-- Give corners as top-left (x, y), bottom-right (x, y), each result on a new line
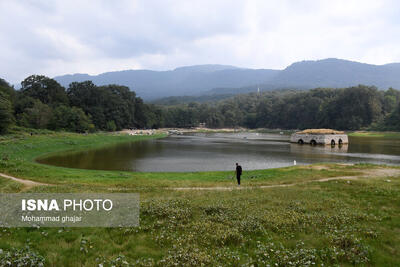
top-left (331, 139), bottom-right (335, 146)
top-left (338, 139), bottom-right (343, 145)
top-left (310, 140), bottom-right (317, 145)
top-left (298, 139), bottom-right (304, 144)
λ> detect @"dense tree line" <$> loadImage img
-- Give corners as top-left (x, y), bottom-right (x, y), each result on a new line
top-left (1, 75), bottom-right (400, 134)
top-left (0, 76), bottom-right (155, 133)
top-left (0, 79), bottom-right (15, 133)
top-left (160, 85), bottom-right (400, 131)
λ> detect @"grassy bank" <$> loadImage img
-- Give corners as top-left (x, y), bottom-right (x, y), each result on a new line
top-left (0, 132), bottom-right (399, 266)
top-left (349, 131), bottom-right (400, 139)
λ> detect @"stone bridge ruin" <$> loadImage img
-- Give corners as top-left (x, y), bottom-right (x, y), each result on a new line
top-left (290, 129), bottom-right (348, 146)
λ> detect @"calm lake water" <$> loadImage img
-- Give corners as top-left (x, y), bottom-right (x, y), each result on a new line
top-left (38, 133), bottom-right (400, 172)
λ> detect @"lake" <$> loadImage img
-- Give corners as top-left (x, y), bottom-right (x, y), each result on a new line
top-left (37, 132), bottom-right (400, 172)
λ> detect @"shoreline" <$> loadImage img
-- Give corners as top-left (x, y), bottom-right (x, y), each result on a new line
top-left (0, 131), bottom-right (398, 186)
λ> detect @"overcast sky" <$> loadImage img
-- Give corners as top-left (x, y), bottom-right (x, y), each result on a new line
top-left (1, 0), bottom-right (400, 84)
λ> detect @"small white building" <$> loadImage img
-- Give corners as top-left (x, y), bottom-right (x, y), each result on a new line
top-left (290, 129), bottom-right (348, 145)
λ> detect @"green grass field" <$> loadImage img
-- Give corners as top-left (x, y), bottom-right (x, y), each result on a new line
top-left (0, 132), bottom-right (399, 266)
top-left (349, 131), bottom-right (400, 139)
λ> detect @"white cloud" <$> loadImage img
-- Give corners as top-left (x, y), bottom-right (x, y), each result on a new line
top-left (0, 0), bottom-right (399, 84)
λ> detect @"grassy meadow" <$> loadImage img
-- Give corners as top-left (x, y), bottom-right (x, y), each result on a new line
top-left (0, 132), bottom-right (399, 266)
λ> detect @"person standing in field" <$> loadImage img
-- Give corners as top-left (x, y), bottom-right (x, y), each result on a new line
top-left (235, 163), bottom-right (242, 185)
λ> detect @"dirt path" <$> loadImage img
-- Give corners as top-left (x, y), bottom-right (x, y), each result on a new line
top-left (0, 172), bottom-right (51, 189)
top-left (172, 168), bottom-right (400, 191)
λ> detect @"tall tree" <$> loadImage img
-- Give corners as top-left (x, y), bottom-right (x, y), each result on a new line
top-left (68, 81), bottom-right (141, 130)
top-left (18, 100), bottom-right (52, 129)
top-left (383, 102), bottom-right (400, 130)
top-left (21, 75), bottom-right (68, 106)
top-left (0, 91), bottom-right (13, 133)
top-left (0, 78), bottom-right (16, 103)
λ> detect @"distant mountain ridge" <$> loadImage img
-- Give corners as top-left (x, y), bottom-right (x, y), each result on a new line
top-left (270, 58), bottom-right (400, 89)
top-left (173, 64), bottom-right (239, 72)
top-left (54, 59), bottom-right (400, 100)
top-left (55, 65), bottom-right (278, 100)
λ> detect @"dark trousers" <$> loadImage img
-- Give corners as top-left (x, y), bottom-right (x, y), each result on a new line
top-left (236, 174), bottom-right (241, 185)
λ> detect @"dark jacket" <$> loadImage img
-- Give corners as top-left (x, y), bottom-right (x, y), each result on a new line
top-left (236, 165), bottom-right (242, 176)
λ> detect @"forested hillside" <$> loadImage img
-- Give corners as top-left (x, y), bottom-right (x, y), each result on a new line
top-left (271, 58), bottom-right (400, 89)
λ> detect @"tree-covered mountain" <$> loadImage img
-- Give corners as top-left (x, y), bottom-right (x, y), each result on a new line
top-left (54, 59), bottom-right (400, 100)
top-left (205, 58), bottom-right (400, 96)
top-left (270, 58), bottom-right (400, 89)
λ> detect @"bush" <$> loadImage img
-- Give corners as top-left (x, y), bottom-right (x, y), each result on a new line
top-left (0, 246), bottom-right (45, 266)
top-left (106, 120), bottom-right (117, 132)
top-left (50, 105), bottom-right (92, 133)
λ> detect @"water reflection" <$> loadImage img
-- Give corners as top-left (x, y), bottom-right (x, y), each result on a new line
top-left (290, 143), bottom-right (349, 154)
